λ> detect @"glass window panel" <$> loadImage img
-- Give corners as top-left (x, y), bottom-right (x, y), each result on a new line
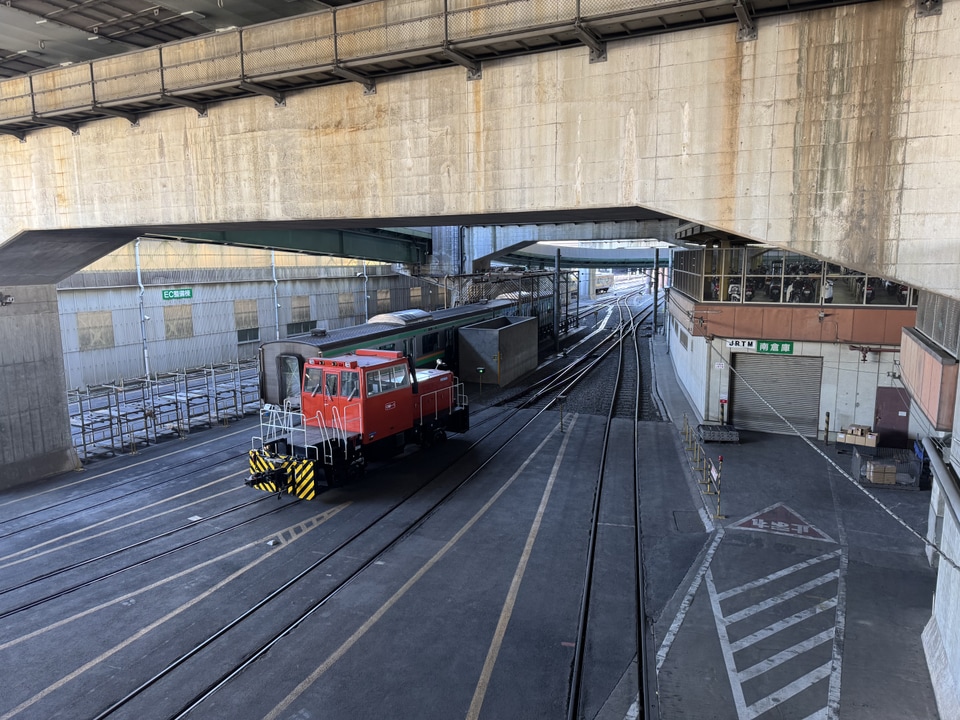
top-left (234, 299), bottom-right (258, 329)
top-left (78, 310), bottom-right (115, 351)
top-left (291, 295), bottom-right (310, 322)
top-left (164, 305), bottom-right (193, 340)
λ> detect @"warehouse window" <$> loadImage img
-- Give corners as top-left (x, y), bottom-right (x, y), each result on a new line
top-left (235, 299), bottom-right (259, 344)
top-left (164, 305), bottom-right (194, 340)
top-left (291, 295), bottom-right (311, 322)
top-left (78, 311), bottom-right (115, 351)
top-left (287, 295), bottom-right (314, 335)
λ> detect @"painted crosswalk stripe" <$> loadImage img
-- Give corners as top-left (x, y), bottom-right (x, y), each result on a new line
top-left (717, 549), bottom-right (842, 601)
top-left (746, 661), bottom-right (833, 719)
top-left (730, 599), bottom-right (837, 652)
top-left (706, 546), bottom-right (845, 720)
top-left (738, 628), bottom-right (835, 681)
top-left (723, 570), bottom-right (840, 624)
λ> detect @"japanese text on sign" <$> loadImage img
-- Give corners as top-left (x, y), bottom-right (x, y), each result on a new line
top-left (756, 340), bottom-right (793, 355)
top-left (162, 288), bottom-right (193, 300)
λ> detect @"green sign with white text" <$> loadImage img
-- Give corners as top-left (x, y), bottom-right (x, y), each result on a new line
top-left (757, 340), bottom-right (794, 355)
top-left (162, 288), bottom-right (193, 300)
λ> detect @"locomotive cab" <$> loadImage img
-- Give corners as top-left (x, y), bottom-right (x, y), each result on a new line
top-left (249, 348), bottom-right (469, 498)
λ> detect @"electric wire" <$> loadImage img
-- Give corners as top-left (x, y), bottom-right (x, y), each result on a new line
top-left (708, 342), bottom-right (960, 572)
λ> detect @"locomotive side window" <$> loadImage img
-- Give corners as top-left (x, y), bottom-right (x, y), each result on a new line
top-left (365, 364), bottom-right (410, 397)
top-left (422, 332), bottom-right (439, 354)
top-left (304, 367), bottom-right (323, 395)
top-left (324, 372), bottom-right (338, 397)
top-left (342, 371), bottom-right (360, 400)
top-left (278, 355), bottom-right (302, 406)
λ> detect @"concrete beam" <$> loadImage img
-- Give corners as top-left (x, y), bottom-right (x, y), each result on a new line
top-left (146, 228), bottom-right (431, 265)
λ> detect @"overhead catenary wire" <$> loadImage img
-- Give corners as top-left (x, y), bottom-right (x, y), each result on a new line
top-left (707, 342), bottom-right (960, 573)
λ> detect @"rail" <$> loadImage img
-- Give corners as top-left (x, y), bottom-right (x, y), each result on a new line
top-left (1, 0), bottom-right (766, 138)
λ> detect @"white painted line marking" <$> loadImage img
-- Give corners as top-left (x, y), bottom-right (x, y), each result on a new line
top-left (716, 550), bottom-right (842, 601)
top-left (730, 599), bottom-right (837, 653)
top-left (706, 568), bottom-right (751, 718)
top-left (263, 418), bottom-right (574, 720)
top-left (0, 426), bottom-right (251, 511)
top-left (656, 529), bottom-right (724, 671)
top-left (737, 628), bottom-right (835, 682)
top-left (466, 416), bottom-right (579, 719)
top-left (801, 707), bottom-right (829, 720)
top-left (0, 504), bottom-right (350, 720)
top-left (0, 474), bottom-right (244, 569)
top-left (722, 570), bottom-right (840, 625)
top-left (826, 549), bottom-right (849, 720)
top-left (746, 661), bottom-right (832, 719)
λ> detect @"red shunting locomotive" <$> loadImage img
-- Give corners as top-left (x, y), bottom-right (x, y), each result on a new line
top-left (247, 349), bottom-right (469, 497)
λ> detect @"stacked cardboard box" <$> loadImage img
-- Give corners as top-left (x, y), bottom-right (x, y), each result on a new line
top-left (837, 425), bottom-right (879, 447)
top-left (865, 460), bottom-right (897, 484)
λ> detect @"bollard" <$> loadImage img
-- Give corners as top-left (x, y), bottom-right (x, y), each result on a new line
top-left (714, 455), bottom-right (725, 519)
top-left (704, 459), bottom-right (717, 494)
top-left (824, 411), bottom-right (830, 446)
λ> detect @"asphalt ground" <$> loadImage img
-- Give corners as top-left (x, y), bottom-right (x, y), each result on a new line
top-left (0, 299), bottom-right (939, 720)
top-left (644, 331), bottom-right (939, 720)
top-left (0, 393), bottom-right (640, 720)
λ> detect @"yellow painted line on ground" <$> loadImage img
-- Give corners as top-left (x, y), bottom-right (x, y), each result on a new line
top-left (0, 473), bottom-right (245, 569)
top-left (0, 502), bottom-right (351, 720)
top-left (466, 414), bottom-right (579, 720)
top-left (0, 426), bottom-right (251, 511)
top-left (263, 418), bottom-right (572, 720)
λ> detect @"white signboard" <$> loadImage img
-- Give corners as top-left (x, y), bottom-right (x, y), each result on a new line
top-left (726, 339), bottom-right (756, 350)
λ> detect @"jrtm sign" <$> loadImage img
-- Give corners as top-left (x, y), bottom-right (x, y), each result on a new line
top-left (162, 288), bottom-right (193, 300)
top-left (757, 340), bottom-right (794, 355)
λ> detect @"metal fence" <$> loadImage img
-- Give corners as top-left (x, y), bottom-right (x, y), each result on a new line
top-left (68, 359), bottom-right (260, 462)
top-left (0, 0), bottom-right (694, 124)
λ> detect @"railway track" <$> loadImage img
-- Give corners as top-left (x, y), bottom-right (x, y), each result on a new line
top-left (1, 289), bottom-right (665, 720)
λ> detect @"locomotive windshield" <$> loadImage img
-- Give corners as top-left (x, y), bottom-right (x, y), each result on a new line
top-left (278, 355), bottom-right (302, 408)
top-left (365, 364), bottom-right (410, 397)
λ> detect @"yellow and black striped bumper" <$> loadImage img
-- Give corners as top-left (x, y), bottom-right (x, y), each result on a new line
top-left (247, 450), bottom-right (320, 500)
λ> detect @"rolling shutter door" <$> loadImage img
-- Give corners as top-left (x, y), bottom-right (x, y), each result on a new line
top-left (731, 354), bottom-right (823, 436)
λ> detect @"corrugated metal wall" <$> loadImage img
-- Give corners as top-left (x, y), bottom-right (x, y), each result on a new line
top-left (57, 241), bottom-right (448, 388)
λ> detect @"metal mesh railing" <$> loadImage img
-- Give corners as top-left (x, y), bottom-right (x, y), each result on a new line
top-left (0, 0), bottom-right (713, 123)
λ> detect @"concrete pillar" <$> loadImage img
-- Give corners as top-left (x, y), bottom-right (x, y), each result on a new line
top-left (0, 285), bottom-right (79, 489)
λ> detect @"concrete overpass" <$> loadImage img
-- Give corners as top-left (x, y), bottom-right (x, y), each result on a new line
top-left (2, 0), bottom-right (960, 486)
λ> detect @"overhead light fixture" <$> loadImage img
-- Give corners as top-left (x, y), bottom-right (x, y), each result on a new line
top-left (35, 18), bottom-right (47, 24)
top-left (180, 10), bottom-right (206, 19)
top-left (215, 25), bottom-right (237, 32)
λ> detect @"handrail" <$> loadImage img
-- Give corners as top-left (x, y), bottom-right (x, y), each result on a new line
top-left (0, 0), bottom-right (736, 132)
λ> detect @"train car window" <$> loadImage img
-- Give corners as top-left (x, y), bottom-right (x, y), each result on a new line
top-left (422, 332), bottom-right (439, 354)
top-left (378, 342), bottom-right (396, 351)
top-left (325, 372), bottom-right (338, 397)
top-left (342, 371), bottom-right (360, 400)
top-left (304, 367), bottom-right (323, 395)
top-left (278, 355), bottom-right (301, 406)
